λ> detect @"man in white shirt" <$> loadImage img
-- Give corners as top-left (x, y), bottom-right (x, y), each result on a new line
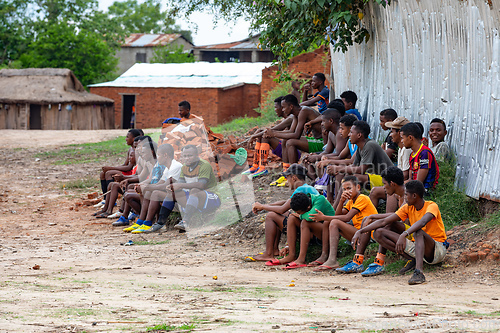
top-left (119, 143), bottom-right (182, 232)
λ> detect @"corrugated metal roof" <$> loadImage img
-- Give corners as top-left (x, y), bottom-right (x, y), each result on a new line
top-left (330, 0), bottom-right (500, 201)
top-left (89, 62), bottom-right (271, 89)
top-left (196, 35), bottom-right (262, 50)
top-left (122, 33), bottom-right (191, 47)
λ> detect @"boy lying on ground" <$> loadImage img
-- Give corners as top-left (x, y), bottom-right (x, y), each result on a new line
top-left (250, 164), bottom-right (318, 264)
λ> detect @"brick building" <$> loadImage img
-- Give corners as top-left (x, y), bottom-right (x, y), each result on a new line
top-left (89, 62), bottom-right (270, 129)
top-left (261, 47), bottom-right (332, 102)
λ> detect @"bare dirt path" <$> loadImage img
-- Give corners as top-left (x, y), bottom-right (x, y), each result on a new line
top-left (0, 130), bottom-right (499, 333)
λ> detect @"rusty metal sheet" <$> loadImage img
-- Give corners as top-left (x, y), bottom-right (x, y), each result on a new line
top-left (330, 0), bottom-right (500, 201)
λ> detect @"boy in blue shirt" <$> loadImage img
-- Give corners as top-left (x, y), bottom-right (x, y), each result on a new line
top-left (300, 72), bottom-right (329, 113)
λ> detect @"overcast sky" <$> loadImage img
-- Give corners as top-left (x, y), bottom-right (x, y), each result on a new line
top-left (97, 0), bottom-right (252, 46)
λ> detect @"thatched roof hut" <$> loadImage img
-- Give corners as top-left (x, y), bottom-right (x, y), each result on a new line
top-left (0, 68), bottom-right (114, 130)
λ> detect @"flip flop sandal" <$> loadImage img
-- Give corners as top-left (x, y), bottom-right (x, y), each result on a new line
top-left (307, 260), bottom-right (325, 267)
top-left (92, 211), bottom-right (105, 216)
top-left (244, 256), bottom-right (257, 262)
top-left (282, 262), bottom-right (307, 270)
top-left (313, 265), bottom-right (337, 272)
top-left (96, 212), bottom-right (110, 219)
top-left (265, 259), bottom-right (282, 266)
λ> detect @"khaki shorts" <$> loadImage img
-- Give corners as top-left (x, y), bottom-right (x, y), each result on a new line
top-left (404, 239), bottom-right (447, 264)
top-left (367, 173), bottom-right (384, 188)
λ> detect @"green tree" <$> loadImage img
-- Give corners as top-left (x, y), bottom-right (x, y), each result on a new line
top-left (20, 23), bottom-right (118, 86)
top-left (108, 0), bottom-right (193, 42)
top-left (166, 0), bottom-right (390, 70)
top-left (0, 0), bottom-right (31, 66)
top-left (150, 45), bottom-right (195, 64)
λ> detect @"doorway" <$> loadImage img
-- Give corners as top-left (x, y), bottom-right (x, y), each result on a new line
top-left (122, 95), bottom-right (136, 129)
top-left (29, 104), bottom-right (42, 129)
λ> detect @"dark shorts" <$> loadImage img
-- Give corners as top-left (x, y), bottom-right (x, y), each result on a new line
top-left (272, 142), bottom-right (301, 159)
top-left (181, 190), bottom-right (221, 213)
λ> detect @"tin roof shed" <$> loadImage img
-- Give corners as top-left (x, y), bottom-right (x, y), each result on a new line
top-left (90, 62), bottom-right (272, 89)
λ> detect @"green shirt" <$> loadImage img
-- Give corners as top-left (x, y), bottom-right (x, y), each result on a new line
top-left (180, 159), bottom-right (217, 190)
top-left (300, 194), bottom-right (335, 222)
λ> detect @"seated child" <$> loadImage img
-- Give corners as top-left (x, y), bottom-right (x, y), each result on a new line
top-left (349, 166), bottom-right (407, 277)
top-left (340, 91), bottom-right (362, 120)
top-left (309, 175), bottom-right (378, 272)
top-left (139, 144), bottom-right (220, 233)
top-left (97, 129), bottom-right (142, 205)
top-left (400, 123), bottom-right (440, 192)
top-left (349, 180), bottom-right (448, 284)
top-left (428, 118), bottom-right (451, 160)
top-left (282, 192), bottom-right (335, 269)
top-left (250, 164), bottom-right (318, 264)
top-left (119, 143), bottom-right (182, 231)
top-left (379, 109), bottom-right (398, 162)
top-left (245, 96), bottom-right (295, 178)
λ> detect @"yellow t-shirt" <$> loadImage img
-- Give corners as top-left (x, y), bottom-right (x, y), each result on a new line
top-left (343, 194), bottom-right (379, 230)
top-left (395, 201), bottom-right (447, 242)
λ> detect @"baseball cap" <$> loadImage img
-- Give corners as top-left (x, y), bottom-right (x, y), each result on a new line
top-left (385, 116), bottom-right (410, 129)
top-left (283, 163), bottom-right (307, 177)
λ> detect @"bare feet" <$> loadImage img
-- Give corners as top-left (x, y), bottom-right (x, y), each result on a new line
top-left (253, 253), bottom-right (275, 262)
top-left (313, 264), bottom-right (339, 272)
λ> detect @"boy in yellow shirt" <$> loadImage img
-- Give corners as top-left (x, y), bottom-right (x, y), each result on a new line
top-left (350, 180), bottom-right (448, 284)
top-left (310, 175), bottom-right (378, 271)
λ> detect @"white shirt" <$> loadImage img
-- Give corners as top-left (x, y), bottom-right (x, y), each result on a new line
top-left (398, 147), bottom-right (412, 172)
top-left (160, 159), bottom-right (182, 182)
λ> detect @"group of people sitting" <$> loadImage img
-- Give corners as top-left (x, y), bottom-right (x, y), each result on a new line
top-left (248, 74), bottom-right (451, 285)
top-left (90, 74), bottom-right (452, 285)
top-left (92, 101), bottom-right (220, 233)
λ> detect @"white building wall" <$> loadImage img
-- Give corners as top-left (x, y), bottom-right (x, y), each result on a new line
top-left (331, 0), bottom-right (500, 200)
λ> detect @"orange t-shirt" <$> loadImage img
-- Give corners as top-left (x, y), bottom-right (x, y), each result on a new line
top-left (344, 194), bottom-right (379, 230)
top-left (395, 201), bottom-right (447, 242)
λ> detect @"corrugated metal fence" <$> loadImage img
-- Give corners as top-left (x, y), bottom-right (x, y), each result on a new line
top-left (330, 0), bottom-right (500, 201)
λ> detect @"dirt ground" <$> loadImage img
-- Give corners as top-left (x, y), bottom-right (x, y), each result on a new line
top-left (0, 130), bottom-right (499, 333)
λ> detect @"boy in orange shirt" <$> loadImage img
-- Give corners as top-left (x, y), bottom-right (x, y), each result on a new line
top-left (350, 180), bottom-right (448, 284)
top-left (310, 175), bottom-right (378, 271)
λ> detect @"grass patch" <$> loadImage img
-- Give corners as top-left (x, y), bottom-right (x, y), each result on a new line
top-left (36, 136), bottom-right (129, 165)
top-left (61, 177), bottom-right (99, 190)
top-left (432, 157), bottom-right (480, 229)
top-left (133, 240), bottom-right (170, 246)
top-left (483, 210), bottom-right (500, 229)
top-left (212, 81), bottom-right (292, 136)
top-left (146, 323), bottom-right (196, 332)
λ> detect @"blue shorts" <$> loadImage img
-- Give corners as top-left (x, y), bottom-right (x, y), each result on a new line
top-left (182, 189), bottom-right (221, 213)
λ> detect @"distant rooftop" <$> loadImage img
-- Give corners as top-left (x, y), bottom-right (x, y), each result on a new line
top-left (122, 33), bottom-right (193, 48)
top-left (89, 62), bottom-right (272, 89)
top-left (196, 34), bottom-right (263, 50)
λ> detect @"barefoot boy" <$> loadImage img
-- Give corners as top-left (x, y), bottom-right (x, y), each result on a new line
top-left (349, 180), bottom-right (448, 284)
top-left (283, 192), bottom-right (335, 269)
top-left (250, 164), bottom-right (318, 264)
top-left (310, 175), bottom-right (378, 271)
